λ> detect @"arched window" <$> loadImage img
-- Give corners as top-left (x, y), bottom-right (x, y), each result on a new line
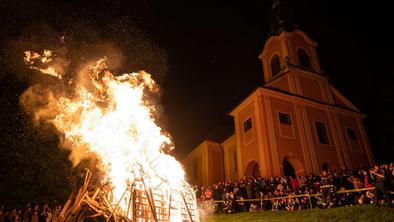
top-left (297, 48), bottom-right (311, 68)
top-left (270, 54), bottom-right (281, 77)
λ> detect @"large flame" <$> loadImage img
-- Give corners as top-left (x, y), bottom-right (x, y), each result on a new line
top-left (24, 50), bottom-right (63, 79)
top-left (23, 50), bottom-right (195, 220)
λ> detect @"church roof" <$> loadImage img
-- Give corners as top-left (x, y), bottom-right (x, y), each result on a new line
top-left (228, 85), bottom-right (364, 118)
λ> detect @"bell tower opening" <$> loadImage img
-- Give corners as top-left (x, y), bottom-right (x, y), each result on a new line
top-left (297, 48), bottom-right (311, 68)
top-left (259, 0), bottom-right (322, 88)
top-left (270, 54), bottom-right (281, 77)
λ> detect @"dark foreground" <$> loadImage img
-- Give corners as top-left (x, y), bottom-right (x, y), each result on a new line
top-left (202, 204), bottom-right (394, 222)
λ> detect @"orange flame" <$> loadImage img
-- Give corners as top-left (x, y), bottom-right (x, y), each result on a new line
top-left (24, 50), bottom-right (62, 79)
top-left (23, 51), bottom-right (198, 221)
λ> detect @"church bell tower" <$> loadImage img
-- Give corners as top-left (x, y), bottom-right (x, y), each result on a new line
top-left (259, 0), bottom-right (327, 102)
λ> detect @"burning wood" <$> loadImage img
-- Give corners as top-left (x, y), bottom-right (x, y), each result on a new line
top-left (21, 49), bottom-right (200, 222)
top-left (56, 169), bottom-right (198, 222)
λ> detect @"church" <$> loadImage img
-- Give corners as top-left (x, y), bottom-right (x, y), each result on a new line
top-left (182, 1), bottom-right (374, 186)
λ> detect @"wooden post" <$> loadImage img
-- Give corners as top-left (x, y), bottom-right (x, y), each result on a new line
top-left (167, 194), bottom-right (172, 222)
top-left (56, 198), bottom-right (72, 222)
top-left (106, 187), bottom-right (128, 222)
top-left (132, 189), bottom-right (137, 222)
top-left (55, 167), bottom-right (198, 222)
top-left (181, 193), bottom-right (193, 222)
top-left (260, 194), bottom-right (263, 211)
top-left (140, 176), bottom-right (158, 222)
top-left (125, 183), bottom-right (135, 220)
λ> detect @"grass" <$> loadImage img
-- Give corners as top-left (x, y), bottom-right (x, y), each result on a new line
top-left (201, 204), bottom-right (394, 222)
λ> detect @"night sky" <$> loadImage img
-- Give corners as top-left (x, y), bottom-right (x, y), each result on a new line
top-left (0, 0), bottom-right (393, 161)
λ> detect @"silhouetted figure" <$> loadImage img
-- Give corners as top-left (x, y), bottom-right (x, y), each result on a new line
top-left (320, 170), bottom-right (335, 208)
top-left (370, 165), bottom-right (392, 207)
top-left (30, 205), bottom-right (39, 222)
top-left (22, 204), bottom-right (32, 222)
top-left (0, 204), bottom-right (5, 222)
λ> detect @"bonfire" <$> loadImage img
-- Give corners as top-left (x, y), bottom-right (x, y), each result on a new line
top-left (22, 49), bottom-right (199, 222)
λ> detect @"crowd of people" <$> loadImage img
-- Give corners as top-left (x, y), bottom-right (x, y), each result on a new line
top-left (194, 163), bottom-right (394, 214)
top-left (1, 163), bottom-right (393, 221)
top-left (0, 203), bottom-right (63, 222)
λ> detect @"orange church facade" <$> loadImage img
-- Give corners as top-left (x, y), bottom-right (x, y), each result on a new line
top-left (183, 29), bottom-right (374, 186)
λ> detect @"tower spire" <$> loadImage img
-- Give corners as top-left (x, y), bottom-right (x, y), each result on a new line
top-left (267, 0), bottom-right (295, 36)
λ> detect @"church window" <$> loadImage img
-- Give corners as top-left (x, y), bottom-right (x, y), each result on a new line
top-left (297, 48), bottom-right (311, 68)
top-left (243, 118), bottom-right (252, 132)
top-left (346, 128), bottom-right (358, 140)
top-left (278, 112), bottom-right (291, 125)
top-left (315, 121), bottom-right (330, 145)
top-left (270, 54), bottom-right (281, 77)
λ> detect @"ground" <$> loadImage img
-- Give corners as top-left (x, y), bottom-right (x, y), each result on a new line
top-left (202, 205), bottom-right (394, 222)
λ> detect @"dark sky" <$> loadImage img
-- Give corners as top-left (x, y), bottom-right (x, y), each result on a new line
top-left (0, 0), bottom-right (393, 160)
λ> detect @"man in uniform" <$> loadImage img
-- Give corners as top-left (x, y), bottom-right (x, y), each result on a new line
top-left (320, 170), bottom-right (335, 208)
top-left (370, 165), bottom-right (393, 207)
top-left (222, 192), bottom-right (234, 214)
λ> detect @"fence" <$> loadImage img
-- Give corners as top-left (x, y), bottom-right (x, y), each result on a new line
top-left (209, 187), bottom-right (378, 209)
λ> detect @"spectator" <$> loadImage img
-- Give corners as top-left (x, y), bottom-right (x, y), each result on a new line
top-left (204, 187), bottom-right (213, 200)
top-left (286, 198), bottom-right (295, 211)
top-left (361, 170), bottom-right (374, 188)
top-left (370, 165), bottom-right (392, 207)
top-left (8, 209), bottom-right (16, 222)
top-left (249, 202), bottom-right (258, 212)
top-left (52, 205), bottom-right (62, 222)
top-left (347, 174), bottom-right (361, 189)
top-left (31, 205), bottom-right (39, 222)
top-left (0, 204), bottom-right (5, 222)
top-left (290, 176), bottom-right (299, 191)
top-left (222, 193), bottom-right (234, 214)
top-left (22, 204), bottom-right (32, 222)
top-left (39, 203), bottom-right (50, 222)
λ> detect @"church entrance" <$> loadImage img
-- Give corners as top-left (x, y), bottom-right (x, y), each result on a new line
top-left (283, 156), bottom-right (305, 176)
top-left (245, 160), bottom-right (260, 177)
top-left (322, 162), bottom-right (330, 171)
top-left (283, 157), bottom-right (295, 177)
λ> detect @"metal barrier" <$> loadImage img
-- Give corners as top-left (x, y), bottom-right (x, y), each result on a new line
top-left (209, 187), bottom-right (379, 209)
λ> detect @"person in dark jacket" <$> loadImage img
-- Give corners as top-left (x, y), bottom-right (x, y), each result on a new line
top-left (370, 165), bottom-right (392, 207)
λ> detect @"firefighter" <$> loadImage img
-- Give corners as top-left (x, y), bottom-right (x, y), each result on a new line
top-left (222, 192), bottom-right (234, 213)
top-left (320, 170), bottom-right (335, 208)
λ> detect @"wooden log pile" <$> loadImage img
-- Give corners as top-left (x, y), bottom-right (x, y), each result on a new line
top-left (55, 169), bottom-right (198, 222)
